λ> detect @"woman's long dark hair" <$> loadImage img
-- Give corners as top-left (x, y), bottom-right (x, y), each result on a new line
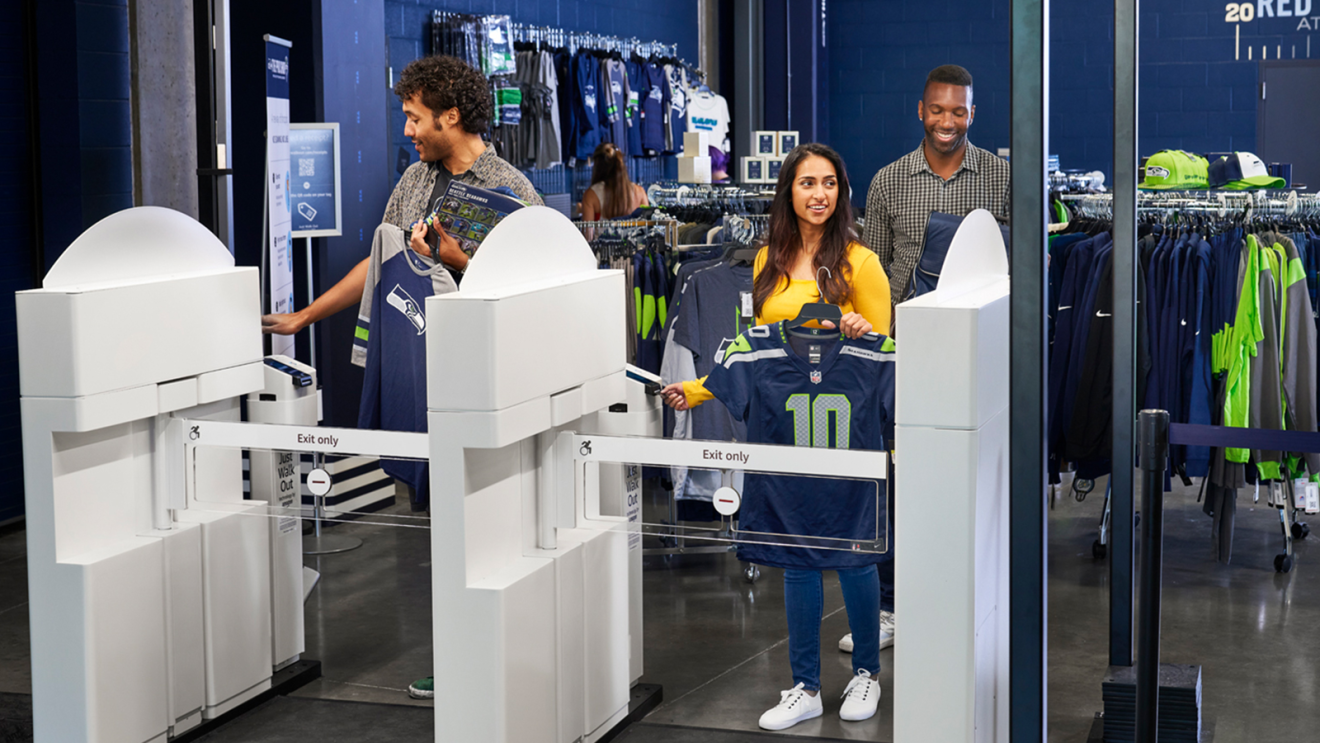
top-left (589, 143), bottom-right (634, 219)
top-left (752, 143), bottom-right (857, 319)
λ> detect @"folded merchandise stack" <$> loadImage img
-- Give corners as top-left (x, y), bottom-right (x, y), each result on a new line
top-left (678, 131), bottom-right (712, 183)
top-left (1101, 664), bottom-right (1202, 743)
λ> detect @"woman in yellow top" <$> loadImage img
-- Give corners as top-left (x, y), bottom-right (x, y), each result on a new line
top-left (661, 142), bottom-right (891, 411)
top-left (660, 142), bottom-right (893, 730)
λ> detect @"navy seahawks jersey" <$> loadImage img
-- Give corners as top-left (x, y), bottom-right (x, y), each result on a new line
top-left (357, 244), bottom-right (435, 511)
top-left (704, 321), bottom-right (895, 569)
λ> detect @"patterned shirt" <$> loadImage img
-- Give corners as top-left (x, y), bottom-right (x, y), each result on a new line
top-left (862, 141), bottom-right (1010, 305)
top-left (380, 144), bottom-right (543, 229)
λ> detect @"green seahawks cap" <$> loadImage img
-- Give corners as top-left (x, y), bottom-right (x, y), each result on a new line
top-left (1140, 150), bottom-right (1209, 190)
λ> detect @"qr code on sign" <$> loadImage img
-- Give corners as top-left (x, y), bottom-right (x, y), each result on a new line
top-left (298, 158), bottom-right (315, 177)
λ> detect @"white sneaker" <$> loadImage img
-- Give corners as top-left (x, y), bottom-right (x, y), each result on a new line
top-left (839, 670), bottom-right (881, 722)
top-left (838, 611), bottom-right (896, 653)
top-left (879, 610), bottom-right (895, 650)
top-left (758, 683), bottom-right (823, 731)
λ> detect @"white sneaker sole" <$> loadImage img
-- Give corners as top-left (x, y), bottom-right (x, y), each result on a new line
top-left (759, 705), bottom-right (823, 731)
top-left (839, 633), bottom-right (894, 653)
top-left (840, 702), bottom-right (879, 722)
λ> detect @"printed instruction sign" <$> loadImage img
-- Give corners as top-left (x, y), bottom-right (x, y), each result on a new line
top-left (288, 123), bottom-right (342, 237)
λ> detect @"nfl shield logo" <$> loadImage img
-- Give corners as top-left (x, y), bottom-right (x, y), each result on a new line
top-left (810, 371), bottom-right (822, 384)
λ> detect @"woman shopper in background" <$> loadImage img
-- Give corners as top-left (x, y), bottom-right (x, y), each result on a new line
top-left (581, 142), bottom-right (649, 220)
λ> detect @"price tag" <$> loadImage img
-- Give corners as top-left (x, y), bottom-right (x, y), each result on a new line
top-left (740, 291), bottom-right (753, 319)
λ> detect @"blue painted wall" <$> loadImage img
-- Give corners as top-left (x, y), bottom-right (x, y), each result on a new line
top-left (829, 0), bottom-right (1313, 198)
top-left (4, 0), bottom-right (134, 521)
top-left (0, 2), bottom-right (35, 524)
top-left (383, 0), bottom-right (699, 183)
top-left (828, 0), bottom-right (1011, 203)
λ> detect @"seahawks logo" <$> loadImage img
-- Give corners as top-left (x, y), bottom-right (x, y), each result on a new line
top-left (1146, 165), bottom-right (1170, 178)
top-left (714, 337), bottom-right (736, 364)
top-left (385, 284), bottom-right (426, 335)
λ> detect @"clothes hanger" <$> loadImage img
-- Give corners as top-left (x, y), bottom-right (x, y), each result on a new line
top-left (786, 266), bottom-right (843, 332)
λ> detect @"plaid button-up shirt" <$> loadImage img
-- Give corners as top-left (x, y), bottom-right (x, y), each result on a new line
top-left (380, 145), bottom-right (543, 230)
top-left (863, 141), bottom-right (1011, 306)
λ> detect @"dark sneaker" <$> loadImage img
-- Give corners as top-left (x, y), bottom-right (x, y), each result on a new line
top-left (408, 675), bottom-right (434, 699)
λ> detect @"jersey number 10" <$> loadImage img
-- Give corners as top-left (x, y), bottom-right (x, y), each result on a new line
top-left (785, 393), bottom-right (852, 449)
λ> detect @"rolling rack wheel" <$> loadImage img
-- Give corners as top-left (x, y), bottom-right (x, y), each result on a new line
top-left (744, 564), bottom-right (761, 583)
top-left (1092, 539), bottom-right (1107, 560)
top-left (1275, 553), bottom-right (1294, 573)
top-left (1292, 522), bottom-right (1310, 540)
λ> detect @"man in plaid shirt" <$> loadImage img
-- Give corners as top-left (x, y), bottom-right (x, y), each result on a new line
top-left (863, 65), bottom-right (1010, 311)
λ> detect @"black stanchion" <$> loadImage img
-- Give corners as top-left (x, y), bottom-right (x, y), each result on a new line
top-left (1136, 410), bottom-right (1170, 743)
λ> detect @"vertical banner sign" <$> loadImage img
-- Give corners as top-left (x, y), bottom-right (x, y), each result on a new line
top-left (625, 464), bottom-right (642, 551)
top-left (265, 35), bottom-right (294, 358)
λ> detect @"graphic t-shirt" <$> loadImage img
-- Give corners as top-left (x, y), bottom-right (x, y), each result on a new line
top-left (685, 89), bottom-right (731, 154)
top-left (355, 224), bottom-right (458, 512)
top-left (641, 62), bottom-right (666, 155)
top-left (574, 53), bottom-right (602, 160)
top-left (704, 322), bottom-right (896, 569)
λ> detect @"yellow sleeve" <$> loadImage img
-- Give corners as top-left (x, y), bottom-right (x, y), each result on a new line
top-left (682, 376), bottom-right (715, 408)
top-left (848, 244), bottom-right (893, 333)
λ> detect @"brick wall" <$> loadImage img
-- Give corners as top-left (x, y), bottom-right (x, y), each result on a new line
top-left (830, 0), bottom-right (1316, 193)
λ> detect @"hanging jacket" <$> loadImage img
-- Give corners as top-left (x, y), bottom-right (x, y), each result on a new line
top-left (1224, 234), bottom-right (1263, 464)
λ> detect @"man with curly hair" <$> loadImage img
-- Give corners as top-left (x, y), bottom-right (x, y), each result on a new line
top-left (260, 57), bottom-right (541, 702)
top-left (262, 55), bottom-right (541, 336)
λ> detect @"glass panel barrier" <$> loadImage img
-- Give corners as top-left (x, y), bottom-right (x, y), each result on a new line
top-left (566, 433), bottom-right (890, 557)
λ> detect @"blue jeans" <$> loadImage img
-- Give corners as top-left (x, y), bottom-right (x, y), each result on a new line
top-left (878, 557), bottom-right (894, 613)
top-left (784, 565), bottom-right (881, 692)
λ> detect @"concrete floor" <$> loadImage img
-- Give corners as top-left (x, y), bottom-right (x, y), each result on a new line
top-left (1, 474), bottom-right (1318, 741)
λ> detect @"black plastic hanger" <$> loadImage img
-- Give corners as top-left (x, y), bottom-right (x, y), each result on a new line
top-left (786, 266), bottom-right (843, 331)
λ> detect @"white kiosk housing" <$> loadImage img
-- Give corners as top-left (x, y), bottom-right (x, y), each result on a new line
top-left (894, 210), bottom-right (1012, 743)
top-left (17, 208), bottom-right (306, 742)
top-left (425, 208), bottom-right (635, 742)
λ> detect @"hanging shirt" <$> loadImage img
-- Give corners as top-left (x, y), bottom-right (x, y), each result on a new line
top-left (603, 59), bottom-right (630, 155)
top-left (704, 322), bottom-right (896, 570)
top-left (574, 53), bottom-right (602, 160)
top-left (641, 62), bottom-right (667, 155)
top-left (671, 261), bottom-right (755, 446)
top-left (355, 224), bottom-right (458, 512)
top-left (663, 64), bottom-right (688, 154)
top-left (625, 59), bottom-right (645, 158)
top-left (685, 89), bottom-right (732, 153)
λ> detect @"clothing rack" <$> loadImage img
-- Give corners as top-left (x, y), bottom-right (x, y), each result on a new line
top-left (647, 184), bottom-right (774, 209)
top-left (1049, 194), bottom-right (1320, 570)
top-left (1049, 170), bottom-right (1107, 193)
top-left (510, 23), bottom-right (678, 60)
top-left (1061, 190), bottom-right (1319, 219)
top-left (572, 218), bottom-right (679, 253)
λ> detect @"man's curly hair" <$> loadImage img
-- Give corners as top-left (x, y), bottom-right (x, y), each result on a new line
top-left (394, 55), bottom-right (492, 135)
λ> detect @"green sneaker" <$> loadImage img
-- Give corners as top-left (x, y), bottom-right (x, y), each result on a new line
top-left (408, 675), bottom-right (434, 699)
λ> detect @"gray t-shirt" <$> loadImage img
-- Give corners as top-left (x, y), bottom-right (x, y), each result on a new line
top-left (671, 260), bottom-right (755, 443)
